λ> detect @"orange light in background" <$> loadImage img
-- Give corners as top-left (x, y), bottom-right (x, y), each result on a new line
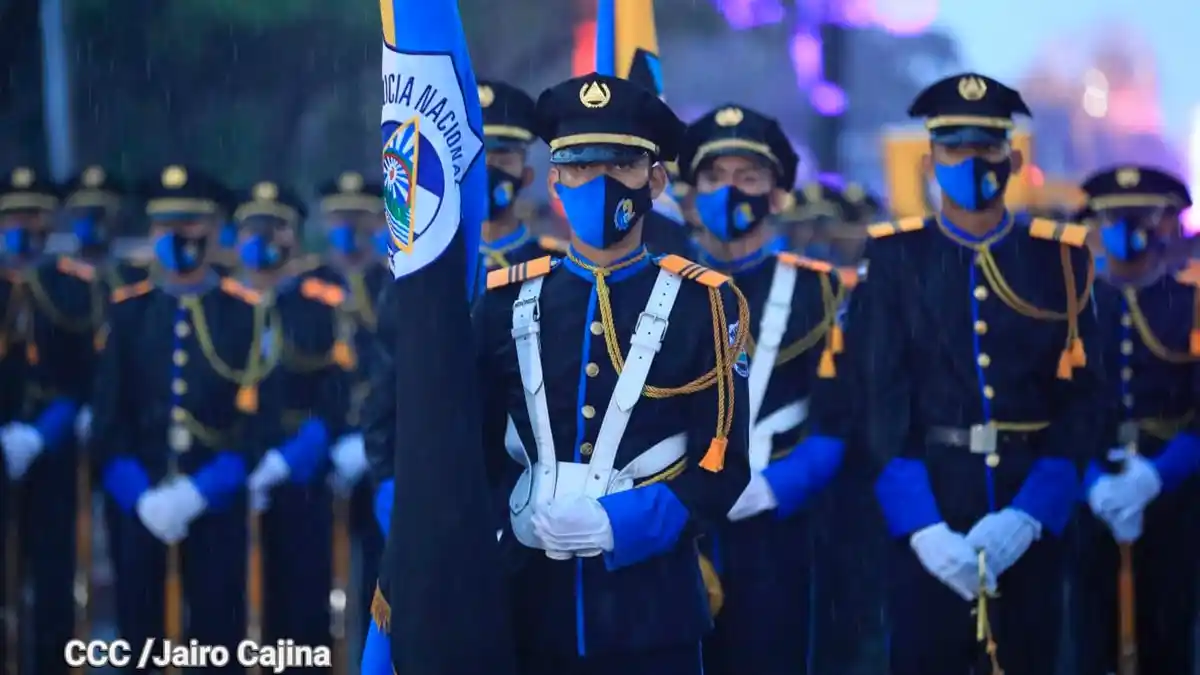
top-left (573, 21), bottom-right (595, 76)
top-left (1027, 165), bottom-right (1045, 187)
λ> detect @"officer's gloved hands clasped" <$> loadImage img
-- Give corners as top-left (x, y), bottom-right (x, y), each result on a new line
top-left (1088, 455), bottom-right (1162, 542)
top-left (330, 433), bottom-right (368, 496)
top-left (247, 449), bottom-right (291, 513)
top-left (910, 522), bottom-right (994, 601)
top-left (965, 507), bottom-right (1041, 580)
top-left (727, 471), bottom-right (779, 521)
top-left (532, 495), bottom-right (614, 558)
top-left (1, 422), bottom-right (46, 481)
top-left (137, 476), bottom-right (208, 545)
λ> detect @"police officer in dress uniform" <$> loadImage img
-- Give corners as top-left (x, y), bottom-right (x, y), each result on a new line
top-left (477, 79), bottom-right (568, 270)
top-left (1072, 167), bottom-right (1200, 675)
top-left (677, 104), bottom-right (848, 675)
top-left (235, 180), bottom-right (353, 673)
top-left (92, 164), bottom-right (271, 672)
top-left (854, 74), bottom-right (1109, 675)
top-left (311, 171), bottom-right (389, 655)
top-left (0, 166), bottom-right (68, 674)
top-left (474, 72), bottom-right (752, 675)
top-left (61, 166), bottom-right (147, 286)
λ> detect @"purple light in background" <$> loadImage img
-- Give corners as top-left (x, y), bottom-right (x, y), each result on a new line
top-left (713, 0), bottom-right (786, 30)
top-left (788, 31), bottom-right (823, 87)
top-left (810, 81), bottom-right (847, 116)
top-left (818, 173), bottom-right (846, 188)
top-left (869, 0), bottom-right (939, 35)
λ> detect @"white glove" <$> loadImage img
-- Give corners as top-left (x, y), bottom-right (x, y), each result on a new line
top-left (136, 488), bottom-right (189, 545)
top-left (249, 488), bottom-right (272, 514)
top-left (1107, 509), bottom-right (1144, 543)
top-left (160, 477), bottom-right (208, 532)
top-left (330, 434), bottom-right (368, 494)
top-left (74, 406), bottom-right (93, 444)
top-left (727, 471), bottom-right (779, 521)
top-left (910, 522), bottom-right (991, 601)
top-left (1089, 455), bottom-right (1162, 522)
top-left (1, 423), bottom-right (45, 481)
top-left (965, 508), bottom-right (1041, 580)
top-left (532, 496), bottom-right (614, 557)
top-left (248, 450), bottom-right (290, 493)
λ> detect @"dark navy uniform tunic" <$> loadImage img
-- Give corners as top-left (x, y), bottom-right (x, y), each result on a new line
top-left (473, 245), bottom-right (751, 659)
top-left (698, 248), bottom-right (849, 675)
top-left (856, 213), bottom-right (1110, 674)
top-left (1073, 275), bottom-right (1200, 675)
top-left (91, 272), bottom-right (272, 654)
top-left (481, 225), bottom-right (567, 271)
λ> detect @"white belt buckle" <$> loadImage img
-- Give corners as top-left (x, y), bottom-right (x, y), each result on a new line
top-left (632, 311), bottom-right (669, 348)
top-left (968, 423), bottom-right (997, 454)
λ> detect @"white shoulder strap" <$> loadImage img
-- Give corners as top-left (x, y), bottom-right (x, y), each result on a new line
top-left (510, 277), bottom-right (557, 496)
top-left (583, 267), bottom-right (683, 498)
top-left (747, 259), bottom-right (798, 425)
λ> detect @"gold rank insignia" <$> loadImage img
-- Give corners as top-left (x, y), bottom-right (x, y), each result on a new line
top-left (161, 165), bottom-right (188, 188)
top-left (338, 171), bottom-right (364, 193)
top-left (957, 75), bottom-right (987, 101)
top-left (714, 107), bottom-right (744, 127)
top-left (478, 84), bottom-right (495, 108)
top-left (1116, 167), bottom-right (1141, 188)
top-left (579, 81), bottom-right (611, 109)
top-left (11, 167), bottom-right (34, 188)
top-left (253, 181), bottom-right (278, 201)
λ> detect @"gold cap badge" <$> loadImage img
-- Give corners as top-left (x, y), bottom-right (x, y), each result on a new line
top-left (844, 183), bottom-right (864, 202)
top-left (803, 182), bottom-right (823, 203)
top-left (478, 85), bottom-right (495, 108)
top-left (161, 165), bottom-right (188, 188)
top-left (82, 166), bottom-right (106, 188)
top-left (253, 181), bottom-right (278, 201)
top-left (957, 76), bottom-right (987, 102)
top-left (11, 167), bottom-right (34, 189)
top-left (714, 107), bottom-right (744, 127)
top-left (1116, 167), bottom-right (1141, 188)
top-left (338, 171), bottom-right (364, 193)
top-left (579, 81), bottom-right (611, 109)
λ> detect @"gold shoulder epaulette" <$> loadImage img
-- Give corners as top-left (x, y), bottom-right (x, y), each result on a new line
top-left (836, 266), bottom-right (859, 289)
top-left (777, 252), bottom-right (833, 274)
top-left (57, 256), bottom-right (96, 282)
top-left (657, 254), bottom-right (729, 288)
top-left (486, 255), bottom-right (556, 290)
top-left (110, 280), bottom-right (153, 303)
top-left (866, 216), bottom-right (925, 239)
top-left (219, 277), bottom-right (263, 305)
top-left (300, 277), bottom-right (347, 306)
top-left (1029, 218), bottom-right (1088, 247)
top-left (538, 235), bottom-right (569, 253)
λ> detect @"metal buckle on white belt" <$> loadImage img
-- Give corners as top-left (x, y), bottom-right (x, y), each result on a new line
top-left (510, 298), bottom-right (541, 338)
top-left (968, 423), bottom-right (998, 454)
top-left (632, 311), bottom-right (669, 347)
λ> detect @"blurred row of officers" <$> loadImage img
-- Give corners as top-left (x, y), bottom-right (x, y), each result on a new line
top-left (1, 67), bottom-right (1198, 675)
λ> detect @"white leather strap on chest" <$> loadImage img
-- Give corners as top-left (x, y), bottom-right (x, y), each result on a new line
top-left (578, 266), bottom-right (682, 498)
top-left (510, 276), bottom-right (557, 503)
top-left (749, 398), bottom-right (809, 471)
top-left (747, 259), bottom-right (798, 426)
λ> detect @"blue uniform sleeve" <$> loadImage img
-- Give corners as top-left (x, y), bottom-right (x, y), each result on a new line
top-left (375, 478), bottom-right (395, 536)
top-left (34, 397), bottom-right (79, 450)
top-left (875, 458), bottom-right (941, 537)
top-left (361, 619), bottom-right (393, 675)
top-left (600, 284), bottom-right (752, 569)
top-left (102, 455), bottom-right (151, 513)
top-left (1011, 458), bottom-right (1079, 535)
top-left (762, 435), bottom-right (844, 518)
top-left (191, 452), bottom-right (247, 510)
top-left (279, 418), bottom-right (329, 484)
top-left (1151, 432), bottom-right (1200, 493)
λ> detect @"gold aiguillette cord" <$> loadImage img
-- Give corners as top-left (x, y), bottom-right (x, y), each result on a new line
top-left (974, 550), bottom-right (1004, 675)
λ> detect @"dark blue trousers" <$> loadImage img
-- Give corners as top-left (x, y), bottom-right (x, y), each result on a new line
top-left (113, 500), bottom-right (247, 674)
top-left (518, 642), bottom-right (704, 675)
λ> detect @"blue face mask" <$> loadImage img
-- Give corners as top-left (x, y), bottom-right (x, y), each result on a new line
top-left (693, 185), bottom-right (771, 242)
top-left (554, 174), bottom-right (652, 250)
top-left (73, 217), bottom-right (102, 247)
top-left (1, 228), bottom-right (29, 256)
top-left (933, 156), bottom-right (1012, 211)
top-left (328, 223), bottom-right (358, 254)
top-left (218, 222), bottom-right (239, 249)
top-left (1099, 219), bottom-right (1148, 262)
top-left (154, 231), bottom-right (207, 274)
top-left (239, 234), bottom-right (284, 271)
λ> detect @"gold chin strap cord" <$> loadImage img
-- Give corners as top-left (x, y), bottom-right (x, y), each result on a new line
top-left (567, 249), bottom-right (751, 472)
top-left (974, 550), bottom-right (1004, 675)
